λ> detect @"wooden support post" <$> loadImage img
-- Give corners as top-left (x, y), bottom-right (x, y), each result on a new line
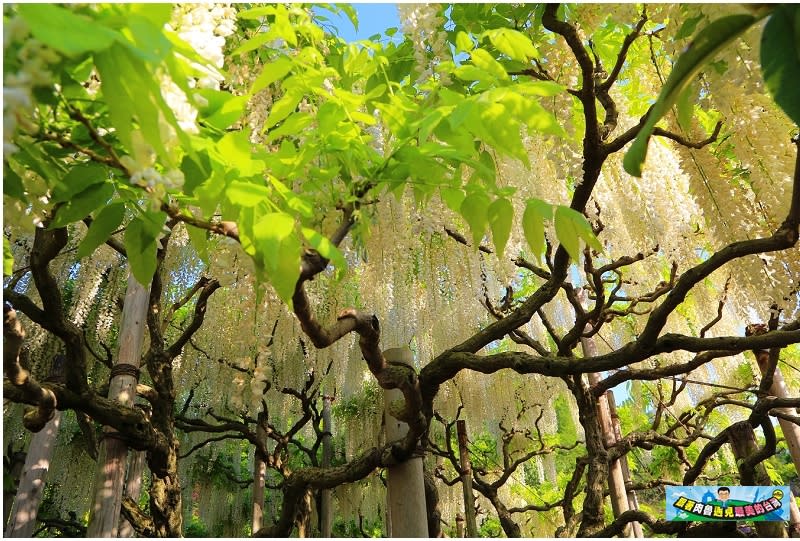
top-left (456, 420), bottom-right (478, 538)
top-left (3, 446), bottom-right (26, 529)
top-left (118, 448), bottom-right (146, 537)
top-left (581, 332), bottom-right (632, 537)
top-left (320, 395), bottom-right (334, 537)
top-left (6, 355), bottom-right (67, 537)
top-left (455, 513), bottom-right (465, 538)
top-left (87, 272), bottom-right (149, 537)
top-left (727, 421), bottom-right (787, 538)
top-left (788, 492), bottom-right (800, 538)
top-left (5, 411), bottom-right (62, 537)
top-left (252, 410), bottom-right (267, 533)
top-left (754, 350), bottom-right (800, 474)
top-left (383, 347), bottom-right (428, 538)
top-left (607, 391), bottom-right (644, 538)
top-left (119, 405), bottom-right (150, 537)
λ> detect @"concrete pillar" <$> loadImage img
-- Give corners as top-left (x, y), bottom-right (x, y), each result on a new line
top-left (383, 347), bottom-right (427, 537)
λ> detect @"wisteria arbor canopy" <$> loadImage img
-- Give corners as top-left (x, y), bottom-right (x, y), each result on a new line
top-left (3, 3), bottom-right (799, 538)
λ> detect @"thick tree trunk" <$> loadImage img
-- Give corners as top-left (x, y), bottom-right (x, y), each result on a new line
top-left (295, 489), bottom-right (313, 537)
top-left (320, 396), bottom-right (334, 537)
top-left (456, 420), bottom-right (478, 537)
top-left (727, 421), bottom-right (787, 538)
top-left (423, 467), bottom-right (442, 538)
top-left (581, 334), bottom-right (631, 536)
top-left (383, 347), bottom-right (428, 537)
top-left (5, 411), bottom-right (62, 537)
top-left (607, 391), bottom-right (644, 537)
top-left (479, 484), bottom-right (521, 537)
top-left (573, 376), bottom-right (611, 537)
top-left (87, 273), bottom-right (149, 537)
top-left (148, 443), bottom-right (183, 537)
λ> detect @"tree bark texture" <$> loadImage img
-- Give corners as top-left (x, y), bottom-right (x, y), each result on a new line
top-left (727, 421), bottom-right (787, 538)
top-left (573, 376), bottom-right (611, 537)
top-left (383, 347), bottom-right (428, 537)
top-left (456, 420), bottom-right (478, 537)
top-left (320, 396), bottom-right (334, 537)
top-left (4, 411), bottom-right (62, 537)
top-left (87, 272), bottom-right (149, 537)
top-left (581, 334), bottom-right (631, 536)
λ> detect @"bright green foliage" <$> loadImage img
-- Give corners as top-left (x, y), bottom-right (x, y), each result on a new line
top-left (3, 237), bottom-right (13, 276)
top-left (553, 206), bottom-right (604, 262)
top-left (522, 198), bottom-right (552, 261)
top-left (77, 203), bottom-right (126, 260)
top-left (3, 3), bottom-right (603, 303)
top-left (760, 5), bottom-right (800, 126)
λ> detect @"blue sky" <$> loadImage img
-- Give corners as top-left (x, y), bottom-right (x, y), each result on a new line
top-left (314, 4), bottom-right (401, 43)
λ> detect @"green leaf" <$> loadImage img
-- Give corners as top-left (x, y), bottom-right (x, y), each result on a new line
top-left (623, 14), bottom-right (760, 176)
top-left (496, 90), bottom-right (566, 138)
top-left (455, 31), bottom-right (474, 54)
top-left (226, 181), bottom-right (271, 208)
top-left (204, 94), bottom-right (248, 131)
top-left (217, 130), bottom-right (265, 176)
top-left (18, 4), bottom-right (119, 57)
top-left (488, 198), bottom-right (513, 258)
top-left (522, 198), bottom-right (552, 259)
top-left (675, 81), bottom-right (697, 132)
top-left (454, 65), bottom-right (492, 83)
top-left (77, 202), bottom-right (126, 259)
top-left (3, 164), bottom-right (26, 202)
top-left (186, 224), bottom-right (209, 264)
top-left (470, 48), bottom-right (510, 81)
top-left (554, 206), bottom-right (581, 262)
top-left (554, 206), bottom-right (602, 262)
top-left (125, 216), bottom-right (161, 285)
top-left (253, 212), bottom-right (301, 305)
top-left (760, 5), bottom-right (800, 126)
top-left (250, 55), bottom-right (294, 95)
top-left (266, 89), bottom-right (304, 129)
top-left (460, 193), bottom-right (491, 247)
top-left (237, 6), bottom-right (277, 20)
top-left (180, 151), bottom-right (210, 196)
top-left (51, 182), bottom-right (114, 229)
top-left (231, 31), bottom-right (273, 56)
top-left (52, 162), bottom-right (108, 203)
top-left (440, 187), bottom-right (465, 213)
top-left (265, 112), bottom-right (313, 142)
top-left (94, 48), bottom-right (135, 152)
top-left (269, 177), bottom-right (313, 218)
top-left (675, 14), bottom-right (704, 40)
top-left (302, 227), bottom-right (346, 278)
top-left (4, 237), bottom-right (13, 276)
top-left (483, 28), bottom-right (539, 61)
